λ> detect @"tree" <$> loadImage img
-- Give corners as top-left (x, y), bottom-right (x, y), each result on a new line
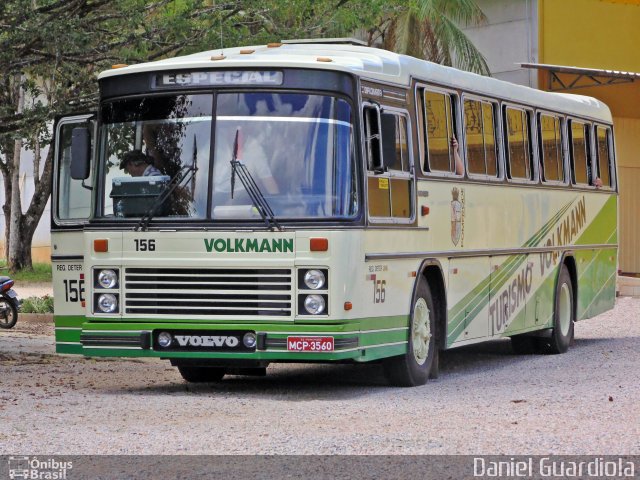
top-left (368, 0), bottom-right (490, 75)
top-left (0, 0), bottom-right (247, 271)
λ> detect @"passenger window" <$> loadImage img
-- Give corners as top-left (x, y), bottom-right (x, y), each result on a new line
top-left (570, 120), bottom-right (589, 185)
top-left (364, 108), bottom-right (412, 220)
top-left (423, 90), bottom-right (459, 175)
top-left (596, 125), bottom-right (612, 188)
top-left (464, 98), bottom-right (498, 177)
top-left (539, 114), bottom-right (564, 182)
top-left (505, 107), bottom-right (533, 180)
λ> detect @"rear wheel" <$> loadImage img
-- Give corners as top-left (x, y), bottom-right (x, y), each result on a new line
top-left (0, 298), bottom-right (18, 329)
top-left (177, 365), bottom-right (226, 383)
top-left (541, 265), bottom-right (574, 354)
top-left (383, 281), bottom-right (438, 387)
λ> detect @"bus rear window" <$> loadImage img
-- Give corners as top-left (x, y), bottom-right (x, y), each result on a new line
top-left (596, 125), bottom-right (613, 188)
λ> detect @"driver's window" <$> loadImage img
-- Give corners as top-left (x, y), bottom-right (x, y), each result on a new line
top-left (365, 107), bottom-right (413, 221)
top-left (56, 119), bottom-right (93, 221)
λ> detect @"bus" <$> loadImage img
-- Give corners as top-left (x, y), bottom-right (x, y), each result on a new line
top-left (52, 39), bottom-right (617, 387)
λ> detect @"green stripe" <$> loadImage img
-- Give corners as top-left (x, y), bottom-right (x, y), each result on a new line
top-left (54, 315), bottom-right (85, 328)
top-left (447, 199), bottom-right (575, 344)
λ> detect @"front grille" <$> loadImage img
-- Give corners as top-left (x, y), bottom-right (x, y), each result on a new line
top-left (124, 268), bottom-right (292, 317)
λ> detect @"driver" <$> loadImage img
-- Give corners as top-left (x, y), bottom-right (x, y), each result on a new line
top-left (120, 150), bottom-right (162, 177)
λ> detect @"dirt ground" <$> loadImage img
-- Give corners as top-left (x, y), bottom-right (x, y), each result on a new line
top-left (1, 297), bottom-right (638, 456)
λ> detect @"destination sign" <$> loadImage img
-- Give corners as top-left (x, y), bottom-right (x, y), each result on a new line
top-left (153, 70), bottom-right (283, 88)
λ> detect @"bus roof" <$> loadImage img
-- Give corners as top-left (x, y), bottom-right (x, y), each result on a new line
top-left (98, 42), bottom-right (612, 123)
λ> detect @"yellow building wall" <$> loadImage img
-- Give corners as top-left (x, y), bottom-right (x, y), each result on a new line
top-left (0, 243), bottom-right (51, 264)
top-left (540, 0), bottom-right (640, 273)
top-left (540, 0), bottom-right (640, 72)
top-left (614, 117), bottom-right (640, 274)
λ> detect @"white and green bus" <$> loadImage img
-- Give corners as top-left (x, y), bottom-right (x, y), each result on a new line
top-left (52, 40), bottom-right (617, 386)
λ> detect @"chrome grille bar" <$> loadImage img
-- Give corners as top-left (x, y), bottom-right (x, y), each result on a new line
top-left (124, 267), bottom-right (293, 317)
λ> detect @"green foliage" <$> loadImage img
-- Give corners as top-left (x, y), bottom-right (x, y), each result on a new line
top-left (0, 263), bottom-right (52, 283)
top-left (20, 295), bottom-right (54, 314)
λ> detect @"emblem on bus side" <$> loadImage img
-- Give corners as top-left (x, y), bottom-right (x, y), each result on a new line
top-left (451, 187), bottom-right (465, 246)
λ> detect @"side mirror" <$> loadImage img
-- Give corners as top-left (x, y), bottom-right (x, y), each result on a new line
top-left (70, 127), bottom-right (91, 180)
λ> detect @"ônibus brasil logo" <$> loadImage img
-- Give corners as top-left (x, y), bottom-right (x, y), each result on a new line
top-left (8, 457), bottom-right (72, 480)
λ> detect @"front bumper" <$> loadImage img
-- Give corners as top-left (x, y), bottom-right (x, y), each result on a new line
top-left (55, 317), bottom-right (409, 363)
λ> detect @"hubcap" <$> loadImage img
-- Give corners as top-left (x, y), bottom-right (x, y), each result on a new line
top-left (558, 283), bottom-right (571, 336)
top-left (412, 297), bottom-right (432, 365)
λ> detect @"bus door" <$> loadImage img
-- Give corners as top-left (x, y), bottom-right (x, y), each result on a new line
top-left (52, 114), bottom-right (94, 348)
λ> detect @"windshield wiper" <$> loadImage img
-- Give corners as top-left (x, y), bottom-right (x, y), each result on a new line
top-left (230, 129), bottom-right (282, 231)
top-left (135, 137), bottom-right (198, 232)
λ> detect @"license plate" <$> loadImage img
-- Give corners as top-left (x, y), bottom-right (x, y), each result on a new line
top-left (287, 336), bottom-right (334, 352)
top-left (6, 289), bottom-right (17, 299)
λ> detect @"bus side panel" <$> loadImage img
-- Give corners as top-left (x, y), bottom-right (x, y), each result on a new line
top-left (574, 195), bottom-right (618, 320)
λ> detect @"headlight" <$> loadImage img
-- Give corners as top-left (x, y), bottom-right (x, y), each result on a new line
top-left (97, 293), bottom-right (118, 313)
top-left (97, 269), bottom-right (118, 289)
top-left (304, 294), bottom-right (326, 315)
top-left (303, 269), bottom-right (326, 290)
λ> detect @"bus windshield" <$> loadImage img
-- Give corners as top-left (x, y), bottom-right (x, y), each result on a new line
top-left (97, 92), bottom-right (358, 221)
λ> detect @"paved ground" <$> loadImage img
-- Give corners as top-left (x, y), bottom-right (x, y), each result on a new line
top-left (0, 297), bottom-right (638, 456)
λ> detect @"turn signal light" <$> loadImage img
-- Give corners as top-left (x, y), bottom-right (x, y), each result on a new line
top-left (344, 302), bottom-right (353, 311)
top-left (421, 206), bottom-right (430, 216)
top-left (94, 239), bottom-right (109, 252)
top-left (310, 238), bottom-right (328, 252)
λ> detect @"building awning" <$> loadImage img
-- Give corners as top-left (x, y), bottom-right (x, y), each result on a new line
top-left (520, 62), bottom-right (640, 91)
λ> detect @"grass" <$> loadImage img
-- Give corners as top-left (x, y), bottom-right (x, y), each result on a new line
top-left (0, 262), bottom-right (52, 283)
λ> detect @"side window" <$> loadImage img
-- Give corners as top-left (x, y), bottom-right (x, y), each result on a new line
top-left (423, 89), bottom-right (460, 175)
top-left (363, 105), bottom-right (382, 171)
top-left (463, 98), bottom-right (498, 177)
top-left (570, 120), bottom-right (590, 185)
top-left (56, 119), bottom-right (93, 221)
top-left (505, 107), bottom-right (533, 181)
top-left (539, 113), bottom-right (565, 183)
top-left (595, 125), bottom-right (613, 188)
top-left (364, 106), bottom-right (413, 220)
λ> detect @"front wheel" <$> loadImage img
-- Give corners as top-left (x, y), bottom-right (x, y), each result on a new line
top-left (0, 297), bottom-right (18, 329)
top-left (177, 365), bottom-right (226, 383)
top-left (542, 265), bottom-right (575, 354)
top-left (383, 281), bottom-right (438, 387)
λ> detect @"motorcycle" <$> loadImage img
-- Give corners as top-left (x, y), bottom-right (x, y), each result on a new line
top-left (0, 276), bottom-right (19, 329)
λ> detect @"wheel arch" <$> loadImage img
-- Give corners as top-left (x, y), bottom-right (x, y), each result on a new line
top-left (415, 259), bottom-right (447, 350)
top-left (559, 252), bottom-right (578, 320)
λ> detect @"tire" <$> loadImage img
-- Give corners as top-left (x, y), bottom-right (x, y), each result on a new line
top-left (541, 264), bottom-right (575, 354)
top-left (383, 281), bottom-right (438, 387)
top-left (0, 297), bottom-right (18, 329)
top-left (177, 365), bottom-right (226, 383)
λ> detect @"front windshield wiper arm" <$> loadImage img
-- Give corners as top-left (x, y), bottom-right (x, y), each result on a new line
top-left (230, 129), bottom-right (282, 231)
